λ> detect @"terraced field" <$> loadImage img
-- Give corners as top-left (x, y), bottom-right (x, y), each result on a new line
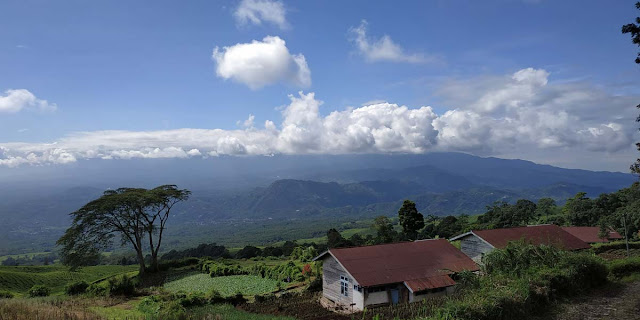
top-left (164, 273), bottom-right (278, 296)
top-left (0, 265), bottom-right (137, 295)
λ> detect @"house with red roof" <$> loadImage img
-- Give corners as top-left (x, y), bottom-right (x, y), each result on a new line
top-left (561, 226), bottom-right (623, 243)
top-left (450, 224), bottom-right (590, 263)
top-left (312, 239), bottom-right (479, 312)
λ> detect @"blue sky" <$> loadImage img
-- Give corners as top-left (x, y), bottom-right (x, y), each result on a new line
top-left (0, 0), bottom-right (639, 171)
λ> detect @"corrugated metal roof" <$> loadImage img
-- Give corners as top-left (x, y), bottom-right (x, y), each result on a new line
top-left (328, 239), bottom-right (479, 288)
top-left (472, 224), bottom-right (590, 250)
top-left (562, 226), bottom-right (623, 243)
top-left (404, 274), bottom-right (456, 293)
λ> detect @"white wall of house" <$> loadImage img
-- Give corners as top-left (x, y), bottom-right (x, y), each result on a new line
top-left (365, 291), bottom-right (389, 306)
top-left (321, 255), bottom-right (355, 308)
top-left (353, 285), bottom-right (364, 310)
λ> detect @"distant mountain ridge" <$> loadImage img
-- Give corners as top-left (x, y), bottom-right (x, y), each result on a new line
top-left (0, 152), bottom-right (634, 254)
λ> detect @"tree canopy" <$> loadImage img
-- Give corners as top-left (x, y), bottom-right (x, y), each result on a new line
top-left (398, 200), bottom-right (425, 240)
top-left (57, 185), bottom-right (190, 275)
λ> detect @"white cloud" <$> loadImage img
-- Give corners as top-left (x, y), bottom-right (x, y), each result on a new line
top-left (212, 36), bottom-right (311, 89)
top-left (234, 0), bottom-right (288, 29)
top-left (0, 68), bottom-right (637, 168)
top-left (349, 20), bottom-right (437, 64)
top-left (0, 89), bottom-right (57, 114)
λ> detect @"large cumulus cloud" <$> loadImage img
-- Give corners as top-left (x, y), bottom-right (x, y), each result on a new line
top-left (212, 36), bottom-right (311, 89)
top-left (0, 68), bottom-right (636, 167)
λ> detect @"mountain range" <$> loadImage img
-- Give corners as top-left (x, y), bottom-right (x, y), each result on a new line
top-left (0, 152), bottom-right (634, 255)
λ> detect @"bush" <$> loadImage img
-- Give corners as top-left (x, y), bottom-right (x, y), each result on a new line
top-left (65, 280), bottom-right (89, 295)
top-left (87, 283), bottom-right (108, 296)
top-left (206, 289), bottom-right (225, 304)
top-left (0, 291), bottom-right (14, 299)
top-left (609, 257), bottom-right (640, 278)
top-left (27, 285), bottom-right (50, 297)
top-left (226, 292), bottom-right (247, 306)
top-left (424, 244), bottom-right (610, 320)
top-left (107, 275), bottom-right (136, 296)
top-left (592, 241), bottom-right (640, 254)
top-left (174, 291), bottom-right (208, 308)
top-left (305, 276), bottom-right (323, 292)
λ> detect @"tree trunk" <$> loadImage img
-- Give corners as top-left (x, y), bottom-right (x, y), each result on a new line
top-left (135, 238), bottom-right (146, 277)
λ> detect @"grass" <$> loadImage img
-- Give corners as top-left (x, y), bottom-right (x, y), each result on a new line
top-left (189, 304), bottom-right (295, 320)
top-left (164, 273), bottom-right (278, 296)
top-left (0, 264), bottom-right (137, 296)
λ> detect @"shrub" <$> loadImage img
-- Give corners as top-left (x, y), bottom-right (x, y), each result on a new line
top-left (107, 275), bottom-right (136, 296)
top-left (174, 291), bottom-right (208, 308)
top-left (206, 289), bottom-right (225, 304)
top-left (609, 257), bottom-right (640, 278)
top-left (0, 291), bottom-right (14, 299)
top-left (226, 292), bottom-right (247, 306)
top-left (27, 285), bottom-right (50, 297)
top-left (65, 280), bottom-right (89, 295)
top-left (87, 283), bottom-right (108, 296)
top-left (305, 276), bottom-right (323, 292)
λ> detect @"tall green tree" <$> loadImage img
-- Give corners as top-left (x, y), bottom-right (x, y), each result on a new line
top-left (622, 2), bottom-right (640, 64)
top-left (536, 198), bottom-right (557, 219)
top-left (398, 200), bottom-right (424, 240)
top-left (57, 185), bottom-right (190, 275)
top-left (372, 216), bottom-right (396, 244)
top-left (622, 2), bottom-right (640, 174)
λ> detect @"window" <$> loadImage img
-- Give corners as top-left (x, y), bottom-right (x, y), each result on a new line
top-left (340, 275), bottom-right (349, 297)
top-left (367, 286), bottom-right (386, 293)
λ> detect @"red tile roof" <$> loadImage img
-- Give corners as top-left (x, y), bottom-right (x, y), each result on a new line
top-left (471, 224), bottom-right (590, 250)
top-left (404, 274), bottom-right (456, 293)
top-left (325, 239), bottom-right (479, 288)
top-left (562, 226), bottom-right (623, 243)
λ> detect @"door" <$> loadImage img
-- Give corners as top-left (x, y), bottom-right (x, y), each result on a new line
top-left (390, 289), bottom-right (399, 305)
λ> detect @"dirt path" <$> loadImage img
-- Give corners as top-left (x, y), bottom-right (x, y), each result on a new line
top-left (552, 281), bottom-right (640, 320)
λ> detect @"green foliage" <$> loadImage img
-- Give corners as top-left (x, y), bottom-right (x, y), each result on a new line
top-left (27, 285), bottom-right (50, 297)
top-left (164, 274), bottom-right (278, 297)
top-left (609, 257), bottom-right (640, 278)
top-left (0, 291), bottom-right (14, 299)
top-left (86, 283), bottom-right (107, 296)
top-left (425, 244), bottom-right (609, 320)
top-left (64, 280), bottom-right (89, 295)
top-left (236, 246), bottom-right (263, 259)
top-left (290, 246), bottom-right (318, 262)
top-left (57, 185), bottom-right (190, 273)
top-left (326, 228), bottom-right (351, 248)
top-left (106, 274), bottom-right (136, 296)
top-left (621, 2), bottom-right (640, 64)
top-left (372, 215), bottom-right (397, 243)
top-left (482, 240), bottom-right (565, 276)
top-left (398, 200), bottom-right (425, 240)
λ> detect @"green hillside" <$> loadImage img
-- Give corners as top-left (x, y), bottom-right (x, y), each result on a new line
top-left (0, 265), bottom-right (137, 295)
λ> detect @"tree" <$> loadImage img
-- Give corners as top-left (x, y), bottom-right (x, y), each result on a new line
top-left (433, 215), bottom-right (463, 239)
top-left (372, 216), bottom-right (396, 244)
top-left (57, 185), bottom-right (190, 275)
top-left (398, 200), bottom-right (424, 240)
top-left (536, 198), bottom-right (557, 219)
top-left (622, 3), bottom-right (640, 174)
top-left (327, 228), bottom-right (351, 248)
top-left (563, 192), bottom-right (597, 226)
top-left (622, 2), bottom-right (640, 64)
top-left (513, 199), bottom-right (537, 225)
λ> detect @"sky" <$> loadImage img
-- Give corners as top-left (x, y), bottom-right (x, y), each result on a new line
top-left (0, 0), bottom-right (639, 172)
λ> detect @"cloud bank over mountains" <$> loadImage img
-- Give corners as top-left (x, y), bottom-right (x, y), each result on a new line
top-left (0, 68), bottom-right (636, 167)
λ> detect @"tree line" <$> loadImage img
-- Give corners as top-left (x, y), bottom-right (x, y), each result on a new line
top-left (327, 183), bottom-right (640, 248)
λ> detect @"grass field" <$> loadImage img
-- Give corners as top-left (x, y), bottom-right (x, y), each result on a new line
top-left (164, 273), bottom-right (278, 296)
top-left (190, 304), bottom-right (295, 320)
top-left (0, 264), bottom-right (137, 296)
